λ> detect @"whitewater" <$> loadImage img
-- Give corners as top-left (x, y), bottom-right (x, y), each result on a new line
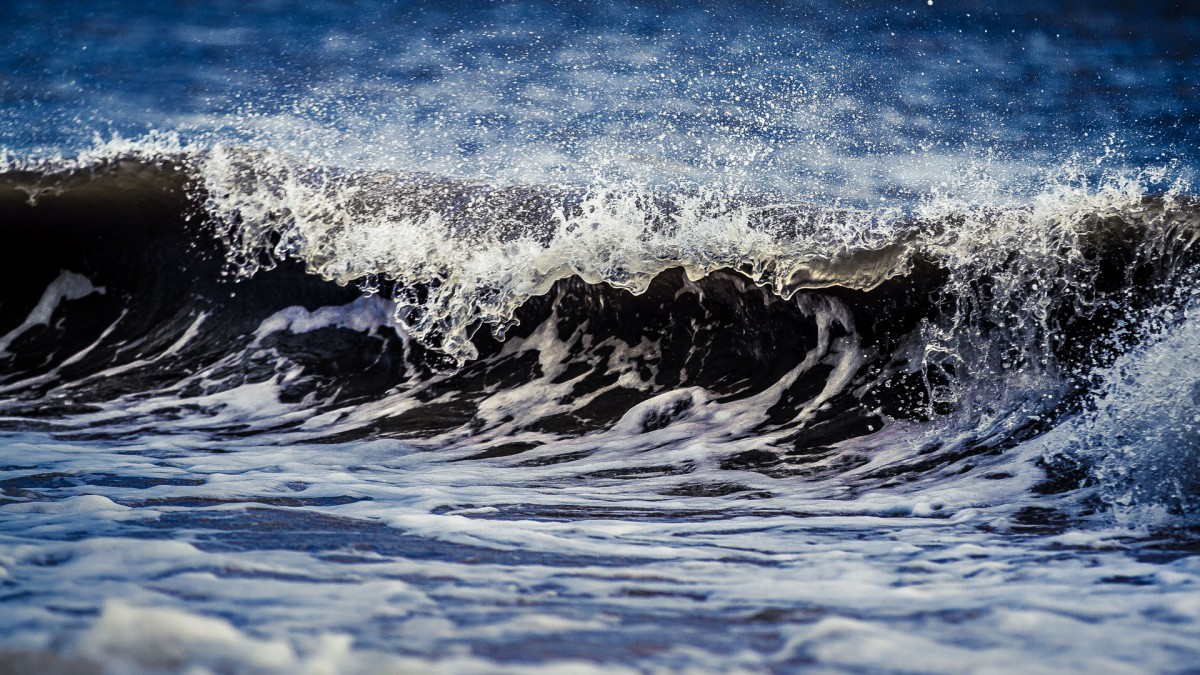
top-left (2, 1), bottom-right (1199, 673)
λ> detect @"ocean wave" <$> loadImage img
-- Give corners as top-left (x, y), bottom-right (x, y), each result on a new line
top-left (2, 146), bottom-right (1199, 513)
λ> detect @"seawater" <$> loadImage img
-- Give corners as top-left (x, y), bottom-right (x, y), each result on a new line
top-left (2, 1), bottom-right (1200, 673)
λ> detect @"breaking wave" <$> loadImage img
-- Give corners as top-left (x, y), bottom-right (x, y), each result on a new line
top-left (2, 144), bottom-right (1199, 524)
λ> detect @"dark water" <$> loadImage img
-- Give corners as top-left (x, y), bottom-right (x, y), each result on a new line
top-left (2, 2), bottom-right (1200, 673)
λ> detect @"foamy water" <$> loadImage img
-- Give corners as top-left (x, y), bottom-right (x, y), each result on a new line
top-left (2, 1), bottom-right (1199, 673)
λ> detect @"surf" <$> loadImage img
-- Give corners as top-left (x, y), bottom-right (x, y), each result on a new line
top-left (3, 148), bottom-right (1198, 499)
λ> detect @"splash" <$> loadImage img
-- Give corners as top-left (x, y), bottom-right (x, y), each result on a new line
top-left (1060, 296), bottom-right (1200, 525)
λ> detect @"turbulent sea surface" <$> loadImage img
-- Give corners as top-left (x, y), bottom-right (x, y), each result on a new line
top-left (3, 1), bottom-right (1200, 672)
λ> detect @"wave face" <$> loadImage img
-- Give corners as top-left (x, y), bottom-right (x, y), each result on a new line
top-left (6, 156), bottom-right (1198, 438)
top-left (3, 1), bottom-right (1200, 672)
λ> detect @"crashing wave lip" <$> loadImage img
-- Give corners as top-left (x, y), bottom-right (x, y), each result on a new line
top-left (195, 146), bottom-right (1200, 369)
top-left (3, 148), bottom-right (1199, 371)
top-left (192, 145), bottom-right (926, 362)
top-left (3, 149), bottom-right (1200, 516)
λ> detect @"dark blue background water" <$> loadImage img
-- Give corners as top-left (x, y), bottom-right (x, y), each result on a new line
top-left (4, 1), bottom-right (1198, 198)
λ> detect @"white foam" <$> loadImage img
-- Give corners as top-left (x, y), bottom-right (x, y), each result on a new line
top-left (1, 421), bottom-right (1199, 673)
top-left (1059, 298), bottom-right (1200, 523)
top-left (255, 295), bottom-right (405, 341)
top-left (0, 271), bottom-right (104, 356)
top-left (77, 601), bottom-right (297, 672)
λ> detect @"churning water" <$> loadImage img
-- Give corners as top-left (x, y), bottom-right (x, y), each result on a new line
top-left (2, 1), bottom-right (1200, 672)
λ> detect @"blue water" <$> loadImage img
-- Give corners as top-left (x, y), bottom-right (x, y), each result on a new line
top-left (5, 1), bottom-right (1197, 194)
top-left (2, 1), bottom-right (1200, 673)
